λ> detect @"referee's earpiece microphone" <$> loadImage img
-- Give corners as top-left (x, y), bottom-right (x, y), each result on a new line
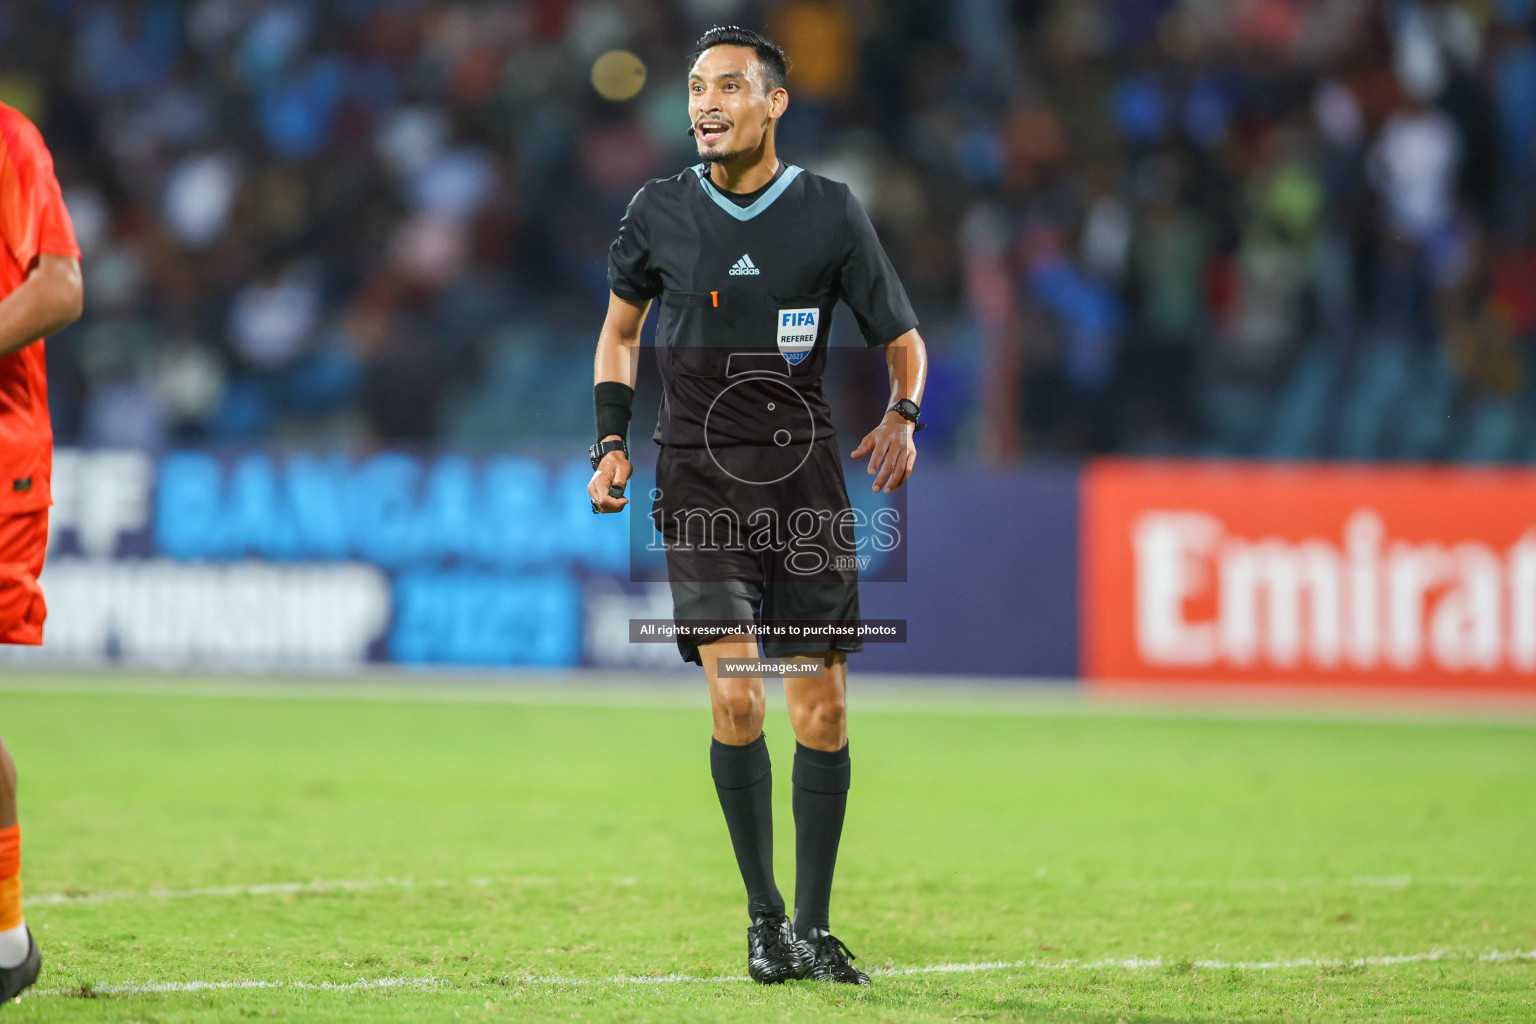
top-left (686, 125), bottom-right (695, 136)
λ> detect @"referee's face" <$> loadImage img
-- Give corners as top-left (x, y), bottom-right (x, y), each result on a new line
top-left (688, 45), bottom-right (785, 163)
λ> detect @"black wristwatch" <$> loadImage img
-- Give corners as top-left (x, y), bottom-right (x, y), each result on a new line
top-left (889, 398), bottom-right (926, 432)
top-left (589, 438), bottom-right (630, 514)
top-left (589, 438), bottom-right (628, 469)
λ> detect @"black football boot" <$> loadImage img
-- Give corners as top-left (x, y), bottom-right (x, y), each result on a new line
top-left (802, 927), bottom-right (870, 985)
top-left (747, 912), bottom-right (814, 983)
top-left (0, 929), bottom-right (40, 1005)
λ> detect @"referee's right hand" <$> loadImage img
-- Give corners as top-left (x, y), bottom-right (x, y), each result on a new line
top-left (588, 441), bottom-right (632, 513)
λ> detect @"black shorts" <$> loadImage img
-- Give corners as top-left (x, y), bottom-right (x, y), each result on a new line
top-left (652, 437), bottom-right (862, 665)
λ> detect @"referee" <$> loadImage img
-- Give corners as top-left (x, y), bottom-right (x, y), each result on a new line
top-left (587, 26), bottom-right (927, 986)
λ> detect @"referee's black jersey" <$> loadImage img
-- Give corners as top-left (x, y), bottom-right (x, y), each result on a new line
top-left (608, 163), bottom-right (918, 448)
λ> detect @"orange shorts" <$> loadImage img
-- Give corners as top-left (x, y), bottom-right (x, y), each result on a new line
top-left (0, 508), bottom-right (48, 645)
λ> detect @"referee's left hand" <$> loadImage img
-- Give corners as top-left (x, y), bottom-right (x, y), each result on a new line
top-left (851, 411), bottom-right (917, 493)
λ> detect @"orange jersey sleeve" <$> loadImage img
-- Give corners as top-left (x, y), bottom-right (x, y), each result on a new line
top-left (0, 103), bottom-right (81, 273)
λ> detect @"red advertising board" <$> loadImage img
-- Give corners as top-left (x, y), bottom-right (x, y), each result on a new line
top-left (1082, 460), bottom-right (1536, 693)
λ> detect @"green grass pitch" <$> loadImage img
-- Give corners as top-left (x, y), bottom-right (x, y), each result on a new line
top-left (0, 675), bottom-right (1533, 1022)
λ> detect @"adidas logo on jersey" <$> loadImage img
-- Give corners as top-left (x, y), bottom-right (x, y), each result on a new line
top-left (728, 253), bottom-right (761, 276)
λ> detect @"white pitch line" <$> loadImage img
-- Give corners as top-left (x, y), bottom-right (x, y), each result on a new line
top-left (524, 972), bottom-right (742, 986)
top-left (30, 948), bottom-right (1535, 998)
top-left (34, 976), bottom-right (437, 997)
top-left (28, 875), bottom-right (572, 906)
top-left (29, 872), bottom-right (1527, 909)
top-left (1105, 874), bottom-right (1532, 890)
top-left (871, 948), bottom-right (1536, 977)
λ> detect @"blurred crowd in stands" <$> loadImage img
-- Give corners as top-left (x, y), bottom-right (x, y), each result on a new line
top-left (5, 0), bottom-right (1536, 463)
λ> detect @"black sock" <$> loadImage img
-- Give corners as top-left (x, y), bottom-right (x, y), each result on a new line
top-left (710, 734), bottom-right (784, 919)
top-left (792, 741), bottom-right (850, 937)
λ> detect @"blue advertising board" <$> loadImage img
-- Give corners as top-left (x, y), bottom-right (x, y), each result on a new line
top-left (17, 448), bottom-right (1080, 677)
top-left (857, 466), bottom-right (1080, 677)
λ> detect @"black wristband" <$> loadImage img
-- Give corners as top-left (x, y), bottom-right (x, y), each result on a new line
top-left (594, 381), bottom-right (634, 442)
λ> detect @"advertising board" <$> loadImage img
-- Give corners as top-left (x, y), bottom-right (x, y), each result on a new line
top-left (1083, 460), bottom-right (1536, 692)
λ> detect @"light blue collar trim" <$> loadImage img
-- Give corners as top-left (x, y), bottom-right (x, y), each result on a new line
top-left (694, 163), bottom-right (803, 221)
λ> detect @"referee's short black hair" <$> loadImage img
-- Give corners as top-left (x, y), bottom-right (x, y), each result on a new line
top-left (687, 26), bottom-right (789, 92)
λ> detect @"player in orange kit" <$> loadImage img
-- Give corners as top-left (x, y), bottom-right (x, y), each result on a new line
top-left (0, 100), bottom-right (84, 1006)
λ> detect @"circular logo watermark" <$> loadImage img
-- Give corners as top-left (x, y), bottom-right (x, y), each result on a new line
top-left (702, 374), bottom-right (816, 485)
